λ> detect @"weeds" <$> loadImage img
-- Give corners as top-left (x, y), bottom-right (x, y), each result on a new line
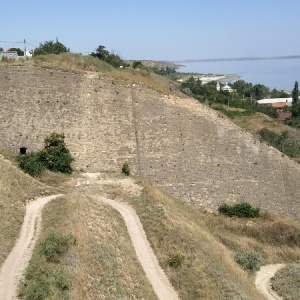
top-left (122, 163), bottom-right (130, 176)
top-left (272, 264), bottom-right (300, 300)
top-left (234, 250), bottom-right (263, 272)
top-left (38, 232), bottom-right (76, 262)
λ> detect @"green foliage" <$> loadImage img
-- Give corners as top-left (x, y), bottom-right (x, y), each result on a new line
top-left (17, 152), bottom-right (45, 176)
top-left (180, 78), bottom-right (281, 119)
top-left (213, 105), bottom-right (255, 119)
top-left (234, 250), bottom-right (262, 272)
top-left (18, 132), bottom-right (74, 176)
top-left (9, 47), bottom-right (24, 56)
top-left (19, 233), bottom-right (72, 300)
top-left (167, 252), bottom-right (185, 268)
top-left (38, 232), bottom-right (75, 262)
top-left (258, 128), bottom-right (300, 157)
top-left (33, 40), bottom-right (70, 56)
top-left (122, 163), bottom-right (130, 176)
top-left (132, 61), bottom-right (142, 69)
top-left (291, 81), bottom-right (300, 118)
top-left (218, 202), bottom-right (260, 218)
top-left (39, 133), bottom-right (73, 173)
top-left (91, 45), bottom-right (126, 68)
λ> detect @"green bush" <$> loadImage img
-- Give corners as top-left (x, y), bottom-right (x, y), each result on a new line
top-left (122, 163), bottom-right (130, 176)
top-left (17, 152), bottom-right (45, 176)
top-left (218, 202), bottom-right (260, 218)
top-left (19, 258), bottom-right (70, 300)
top-left (18, 132), bottom-right (74, 176)
top-left (38, 232), bottom-right (75, 263)
top-left (234, 250), bottom-right (262, 272)
top-left (39, 133), bottom-right (74, 173)
top-left (167, 252), bottom-right (185, 268)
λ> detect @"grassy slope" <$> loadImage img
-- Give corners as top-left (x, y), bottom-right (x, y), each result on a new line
top-left (0, 154), bottom-right (55, 265)
top-left (19, 193), bottom-right (157, 300)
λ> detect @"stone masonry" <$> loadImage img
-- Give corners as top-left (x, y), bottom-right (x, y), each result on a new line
top-left (1, 65), bottom-right (299, 218)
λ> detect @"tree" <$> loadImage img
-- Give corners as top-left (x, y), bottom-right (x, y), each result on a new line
top-left (39, 133), bottom-right (74, 173)
top-left (292, 81), bottom-right (300, 118)
top-left (90, 45), bottom-right (109, 60)
top-left (33, 39), bottom-right (70, 56)
top-left (90, 45), bottom-right (126, 68)
top-left (0, 47), bottom-right (3, 52)
top-left (9, 47), bottom-right (24, 56)
top-left (132, 61), bottom-right (142, 69)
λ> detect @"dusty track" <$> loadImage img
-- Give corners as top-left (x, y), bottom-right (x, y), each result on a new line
top-left (0, 195), bottom-right (62, 300)
top-left (97, 195), bottom-right (179, 300)
top-left (255, 264), bottom-right (285, 300)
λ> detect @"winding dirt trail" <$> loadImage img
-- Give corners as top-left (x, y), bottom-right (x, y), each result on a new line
top-left (0, 194), bottom-right (62, 300)
top-left (255, 264), bottom-right (285, 300)
top-left (97, 195), bottom-right (179, 300)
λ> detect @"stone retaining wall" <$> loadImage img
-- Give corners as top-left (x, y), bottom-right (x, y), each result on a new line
top-left (1, 65), bottom-right (299, 217)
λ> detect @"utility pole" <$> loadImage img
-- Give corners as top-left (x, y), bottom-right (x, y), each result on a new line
top-left (24, 39), bottom-right (26, 57)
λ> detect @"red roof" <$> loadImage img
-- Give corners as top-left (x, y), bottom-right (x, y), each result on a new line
top-left (277, 112), bottom-right (292, 121)
top-left (272, 102), bottom-right (286, 108)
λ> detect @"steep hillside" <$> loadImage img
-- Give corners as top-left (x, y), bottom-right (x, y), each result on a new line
top-left (0, 63), bottom-right (300, 218)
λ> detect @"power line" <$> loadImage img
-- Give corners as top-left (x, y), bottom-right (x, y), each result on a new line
top-left (0, 40), bottom-right (24, 44)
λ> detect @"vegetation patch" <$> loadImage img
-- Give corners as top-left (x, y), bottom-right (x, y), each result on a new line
top-left (258, 127), bottom-right (300, 157)
top-left (18, 132), bottom-right (74, 176)
top-left (234, 250), bottom-right (263, 272)
top-left (218, 202), bottom-right (260, 218)
top-left (121, 163), bottom-right (130, 176)
top-left (38, 232), bottom-right (76, 263)
top-left (272, 264), bottom-right (300, 300)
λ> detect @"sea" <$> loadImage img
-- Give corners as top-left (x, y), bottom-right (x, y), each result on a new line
top-left (178, 58), bottom-right (300, 92)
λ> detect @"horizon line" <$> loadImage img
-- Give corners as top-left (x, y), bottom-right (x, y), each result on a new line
top-left (171, 55), bottom-right (300, 64)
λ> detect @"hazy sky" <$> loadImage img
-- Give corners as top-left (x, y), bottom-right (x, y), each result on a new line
top-left (1, 0), bottom-right (299, 61)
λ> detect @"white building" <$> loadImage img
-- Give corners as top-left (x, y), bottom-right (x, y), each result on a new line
top-left (257, 98), bottom-right (292, 106)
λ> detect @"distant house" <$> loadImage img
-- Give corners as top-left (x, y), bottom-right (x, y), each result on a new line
top-left (257, 98), bottom-right (292, 106)
top-left (222, 83), bottom-right (234, 93)
top-left (0, 50), bottom-right (18, 60)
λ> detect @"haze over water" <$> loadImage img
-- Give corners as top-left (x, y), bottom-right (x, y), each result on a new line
top-left (179, 58), bottom-right (300, 91)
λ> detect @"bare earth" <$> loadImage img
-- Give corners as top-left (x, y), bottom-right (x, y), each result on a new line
top-left (255, 264), bottom-right (285, 300)
top-left (0, 195), bottom-right (62, 300)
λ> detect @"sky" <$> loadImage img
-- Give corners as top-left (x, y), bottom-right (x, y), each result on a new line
top-left (1, 0), bottom-right (300, 62)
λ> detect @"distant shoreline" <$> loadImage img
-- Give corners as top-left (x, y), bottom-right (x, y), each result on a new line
top-left (173, 55), bottom-right (300, 64)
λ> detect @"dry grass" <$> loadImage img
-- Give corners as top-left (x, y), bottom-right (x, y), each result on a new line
top-left (1, 53), bottom-right (173, 95)
top-left (28, 193), bottom-right (157, 300)
top-left (110, 180), bottom-right (264, 300)
top-left (0, 156), bottom-right (55, 265)
top-left (272, 264), bottom-right (300, 300)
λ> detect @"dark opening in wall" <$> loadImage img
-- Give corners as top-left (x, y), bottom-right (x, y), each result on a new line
top-left (19, 147), bottom-right (27, 154)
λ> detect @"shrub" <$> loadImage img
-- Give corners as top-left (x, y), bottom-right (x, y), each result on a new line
top-left (17, 152), bottom-right (45, 176)
top-left (39, 133), bottom-right (74, 173)
top-left (234, 250), bottom-right (262, 272)
top-left (18, 132), bottom-right (74, 176)
top-left (38, 232), bottom-right (75, 263)
top-left (167, 252), bottom-right (185, 268)
top-left (218, 202), bottom-right (260, 218)
top-left (122, 163), bottom-right (130, 176)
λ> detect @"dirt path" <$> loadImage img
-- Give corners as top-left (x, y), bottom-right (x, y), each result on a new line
top-left (97, 195), bottom-right (179, 300)
top-left (255, 264), bottom-right (285, 300)
top-left (0, 194), bottom-right (62, 300)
